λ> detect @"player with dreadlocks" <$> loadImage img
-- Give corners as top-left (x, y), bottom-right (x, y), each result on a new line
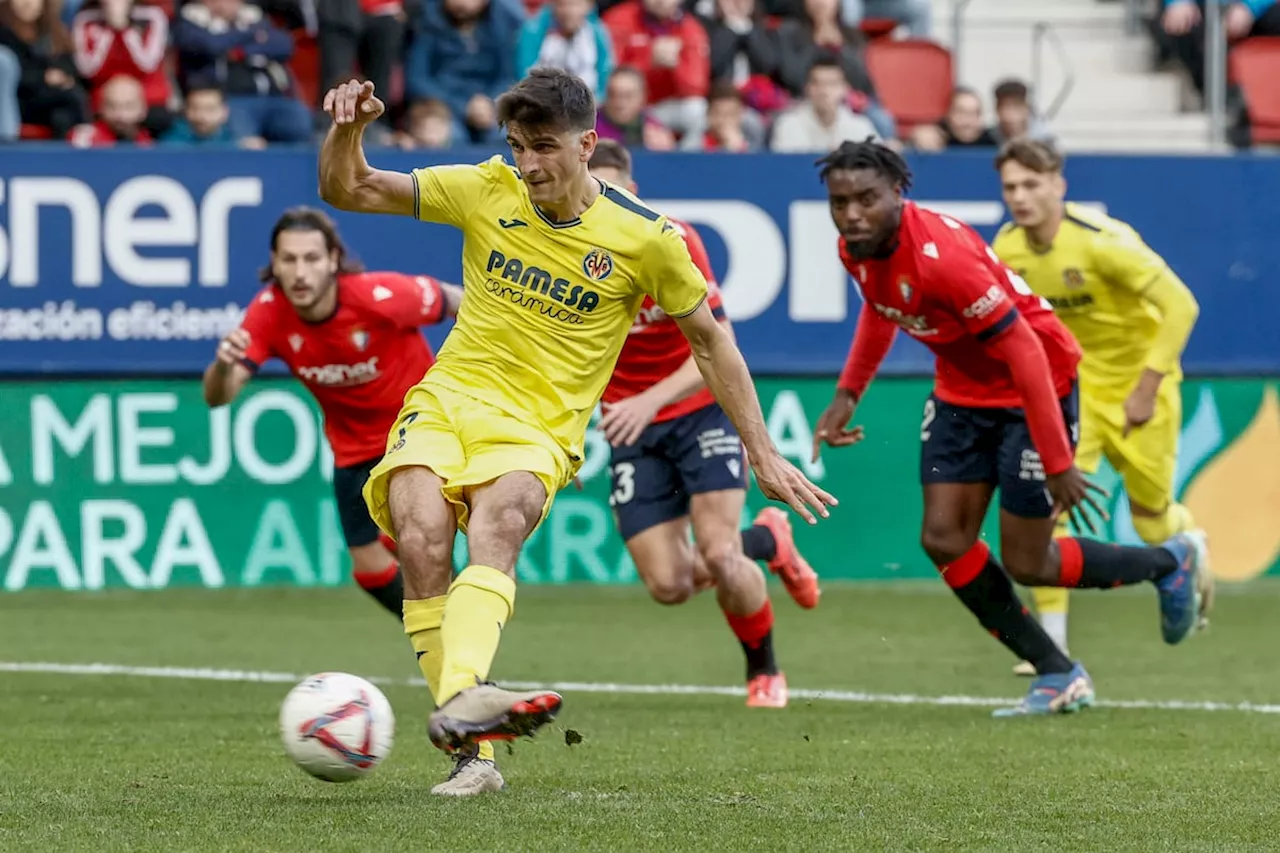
top-left (808, 139), bottom-right (1212, 716)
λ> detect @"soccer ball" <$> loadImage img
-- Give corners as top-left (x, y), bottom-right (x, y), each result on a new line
top-left (279, 672), bottom-right (395, 782)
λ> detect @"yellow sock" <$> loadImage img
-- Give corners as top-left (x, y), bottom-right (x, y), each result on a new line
top-left (437, 565), bottom-right (516, 706)
top-left (405, 595), bottom-right (495, 762)
top-left (1132, 503), bottom-right (1194, 545)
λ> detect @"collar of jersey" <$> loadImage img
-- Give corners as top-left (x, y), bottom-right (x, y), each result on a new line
top-left (529, 178), bottom-right (606, 229)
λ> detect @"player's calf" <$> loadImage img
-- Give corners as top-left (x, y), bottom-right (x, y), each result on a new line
top-left (626, 520), bottom-right (700, 605)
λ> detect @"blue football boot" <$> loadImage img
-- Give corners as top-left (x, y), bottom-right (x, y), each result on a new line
top-left (1157, 530), bottom-right (1212, 645)
top-left (992, 662), bottom-right (1095, 718)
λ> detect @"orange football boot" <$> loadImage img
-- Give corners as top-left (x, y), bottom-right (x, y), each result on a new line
top-left (753, 507), bottom-right (821, 609)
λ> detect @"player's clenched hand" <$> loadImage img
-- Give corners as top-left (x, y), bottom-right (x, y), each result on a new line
top-left (1046, 466), bottom-right (1110, 535)
top-left (599, 394), bottom-right (662, 447)
top-left (751, 449), bottom-right (837, 525)
top-left (811, 388), bottom-right (865, 463)
top-left (215, 328), bottom-right (251, 368)
top-left (323, 79), bottom-right (384, 127)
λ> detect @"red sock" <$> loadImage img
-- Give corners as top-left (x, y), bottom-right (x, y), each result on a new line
top-left (940, 540), bottom-right (990, 589)
top-left (724, 599), bottom-right (774, 648)
top-left (378, 532), bottom-right (398, 557)
top-left (354, 560), bottom-right (399, 590)
top-left (1056, 537), bottom-right (1083, 587)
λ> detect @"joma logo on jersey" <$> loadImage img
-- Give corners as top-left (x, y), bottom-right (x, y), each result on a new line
top-left (485, 250), bottom-right (600, 313)
top-left (873, 303), bottom-right (935, 336)
top-left (298, 356), bottom-right (380, 386)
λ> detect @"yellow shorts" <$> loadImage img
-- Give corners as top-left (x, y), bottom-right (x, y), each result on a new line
top-left (362, 382), bottom-right (574, 535)
top-left (1075, 379), bottom-right (1181, 511)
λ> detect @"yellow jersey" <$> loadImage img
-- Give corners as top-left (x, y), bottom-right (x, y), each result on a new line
top-left (410, 156), bottom-right (708, 463)
top-left (992, 202), bottom-right (1198, 399)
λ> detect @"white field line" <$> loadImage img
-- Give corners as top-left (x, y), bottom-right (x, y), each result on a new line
top-left (3, 661), bottom-right (1280, 716)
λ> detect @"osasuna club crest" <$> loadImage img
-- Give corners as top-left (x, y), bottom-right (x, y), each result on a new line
top-left (899, 278), bottom-right (913, 302)
top-left (289, 333), bottom-right (304, 352)
top-left (350, 328), bottom-right (370, 351)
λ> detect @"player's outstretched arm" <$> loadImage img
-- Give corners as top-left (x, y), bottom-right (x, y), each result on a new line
top-left (318, 80), bottom-right (416, 217)
top-left (440, 283), bottom-right (464, 318)
top-left (203, 329), bottom-right (253, 407)
top-left (674, 303), bottom-right (836, 523)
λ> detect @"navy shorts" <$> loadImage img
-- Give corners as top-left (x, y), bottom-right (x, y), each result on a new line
top-left (332, 456), bottom-right (383, 548)
top-left (919, 384), bottom-right (1080, 519)
top-left (609, 402), bottom-right (748, 541)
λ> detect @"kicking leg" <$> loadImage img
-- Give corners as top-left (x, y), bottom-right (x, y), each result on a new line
top-left (749, 507), bottom-right (821, 609)
top-left (691, 489), bottom-right (786, 708)
top-left (349, 541), bottom-right (403, 616)
top-left (427, 472), bottom-right (562, 754)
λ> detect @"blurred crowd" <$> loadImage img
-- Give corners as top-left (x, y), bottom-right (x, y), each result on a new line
top-left (0, 0), bottom-right (1272, 150)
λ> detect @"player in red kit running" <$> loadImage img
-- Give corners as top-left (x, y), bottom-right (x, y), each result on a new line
top-left (809, 141), bottom-right (1211, 716)
top-left (202, 207), bottom-right (461, 617)
top-left (589, 140), bottom-right (819, 709)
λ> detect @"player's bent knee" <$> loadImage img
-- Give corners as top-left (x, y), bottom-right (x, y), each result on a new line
top-left (920, 525), bottom-right (976, 567)
top-left (644, 575), bottom-right (695, 605)
top-left (393, 522), bottom-right (453, 573)
top-left (697, 539), bottom-right (742, 581)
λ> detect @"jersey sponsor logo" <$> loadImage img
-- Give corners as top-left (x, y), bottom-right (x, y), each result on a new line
top-left (1047, 293), bottom-right (1095, 310)
top-left (297, 356), bottom-right (380, 387)
top-left (1062, 268), bottom-right (1086, 289)
top-left (414, 276), bottom-right (438, 317)
top-left (484, 250), bottom-right (600, 324)
top-left (350, 327), bottom-right (369, 352)
top-left (582, 248), bottom-right (614, 282)
top-left (498, 218), bottom-right (528, 229)
top-left (872, 303), bottom-right (936, 336)
top-left (629, 301), bottom-right (670, 333)
top-left (962, 284), bottom-right (1008, 320)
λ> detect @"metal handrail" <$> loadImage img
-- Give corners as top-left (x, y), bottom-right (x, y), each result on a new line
top-left (1030, 22), bottom-right (1075, 121)
top-left (1205, 0), bottom-right (1227, 145)
top-left (950, 0), bottom-right (974, 83)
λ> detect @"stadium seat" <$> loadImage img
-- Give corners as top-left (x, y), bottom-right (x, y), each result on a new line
top-left (858, 17), bottom-right (899, 40)
top-left (289, 29), bottom-right (321, 109)
top-left (1228, 37), bottom-right (1280, 144)
top-left (864, 39), bottom-right (953, 133)
top-left (19, 124), bottom-right (53, 140)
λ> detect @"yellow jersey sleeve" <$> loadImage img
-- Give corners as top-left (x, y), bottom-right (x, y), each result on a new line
top-left (1092, 228), bottom-right (1199, 375)
top-left (639, 221), bottom-right (709, 318)
top-left (410, 159), bottom-right (500, 227)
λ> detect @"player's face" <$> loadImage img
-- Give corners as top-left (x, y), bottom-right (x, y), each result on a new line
top-left (272, 230), bottom-right (339, 313)
top-left (1000, 160), bottom-right (1065, 229)
top-left (507, 123), bottom-right (596, 208)
top-left (825, 167), bottom-right (902, 258)
top-left (588, 165), bottom-right (639, 194)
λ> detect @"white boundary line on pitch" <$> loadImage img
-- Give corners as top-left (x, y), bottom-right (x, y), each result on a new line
top-left (4, 661), bottom-right (1280, 716)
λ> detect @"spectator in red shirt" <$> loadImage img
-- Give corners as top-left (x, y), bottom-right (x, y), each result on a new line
top-left (0, 0), bottom-right (89, 138)
top-left (595, 64), bottom-right (675, 149)
top-left (603, 0), bottom-right (710, 149)
top-left (702, 80), bottom-right (753, 150)
top-left (67, 71), bottom-right (153, 145)
top-left (72, 0), bottom-right (172, 136)
top-left (316, 0), bottom-right (406, 126)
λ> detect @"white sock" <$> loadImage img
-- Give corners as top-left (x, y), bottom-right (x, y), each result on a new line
top-left (1040, 611), bottom-right (1069, 655)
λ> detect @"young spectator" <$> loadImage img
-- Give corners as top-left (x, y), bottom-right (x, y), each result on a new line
top-left (72, 0), bottom-right (172, 137)
top-left (991, 78), bottom-right (1053, 145)
top-left (909, 86), bottom-right (998, 151)
top-left (775, 0), bottom-right (894, 139)
top-left (517, 0), bottom-right (613, 98)
top-left (770, 54), bottom-right (877, 152)
top-left (316, 0), bottom-right (406, 125)
top-left (173, 0), bottom-right (313, 143)
top-left (67, 71), bottom-right (151, 145)
top-left (603, 0), bottom-right (710, 149)
top-left (595, 65), bottom-right (675, 149)
top-left (405, 0), bottom-right (520, 145)
top-left (1159, 0), bottom-right (1280, 97)
top-left (0, 45), bottom-right (19, 140)
top-left (839, 0), bottom-right (929, 37)
top-left (162, 85), bottom-right (265, 146)
top-left (702, 80), bottom-right (753, 150)
top-left (396, 97), bottom-right (455, 148)
top-left (700, 0), bottom-right (777, 88)
top-left (0, 0), bottom-right (89, 138)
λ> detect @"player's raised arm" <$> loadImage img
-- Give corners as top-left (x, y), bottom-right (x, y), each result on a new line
top-left (318, 80), bottom-right (416, 217)
top-left (203, 328), bottom-right (255, 407)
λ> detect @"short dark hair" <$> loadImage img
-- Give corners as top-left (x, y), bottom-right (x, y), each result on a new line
top-left (995, 137), bottom-right (1064, 175)
top-left (589, 138), bottom-right (632, 177)
top-left (260, 207), bottom-right (364, 283)
top-left (708, 81), bottom-right (742, 104)
top-left (816, 137), bottom-right (913, 192)
top-left (993, 79), bottom-right (1030, 106)
top-left (807, 53), bottom-right (845, 80)
top-left (496, 67), bottom-right (596, 132)
top-left (186, 86), bottom-right (224, 102)
top-left (949, 85), bottom-right (982, 107)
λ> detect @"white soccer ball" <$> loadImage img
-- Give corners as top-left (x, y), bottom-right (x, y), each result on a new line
top-left (279, 672), bottom-right (395, 782)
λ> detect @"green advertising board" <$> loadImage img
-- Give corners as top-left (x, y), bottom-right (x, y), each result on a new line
top-left (0, 378), bottom-right (1276, 591)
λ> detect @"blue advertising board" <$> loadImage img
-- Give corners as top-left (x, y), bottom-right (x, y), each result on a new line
top-left (0, 148), bottom-right (1275, 375)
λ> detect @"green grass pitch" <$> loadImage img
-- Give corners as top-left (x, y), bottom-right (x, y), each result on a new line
top-left (2, 583), bottom-right (1278, 852)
